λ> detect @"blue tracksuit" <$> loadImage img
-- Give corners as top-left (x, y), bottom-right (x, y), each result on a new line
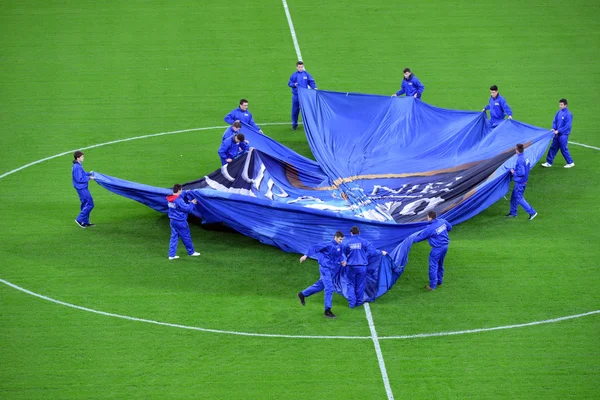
top-left (288, 70), bottom-right (317, 128)
top-left (167, 192), bottom-right (196, 257)
top-left (301, 239), bottom-right (346, 310)
top-left (546, 108), bottom-right (574, 165)
top-left (484, 94), bottom-right (513, 127)
top-left (395, 74), bottom-right (425, 99)
top-left (224, 107), bottom-right (261, 132)
top-left (218, 135), bottom-right (250, 165)
top-left (221, 126), bottom-right (239, 142)
top-left (72, 160), bottom-right (94, 225)
top-left (343, 235), bottom-right (383, 308)
top-left (509, 153), bottom-right (536, 217)
top-left (414, 218), bottom-right (452, 289)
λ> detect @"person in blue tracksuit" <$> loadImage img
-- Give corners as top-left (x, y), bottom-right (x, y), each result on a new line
top-left (297, 231), bottom-right (346, 319)
top-left (506, 143), bottom-right (538, 220)
top-left (224, 99), bottom-right (263, 134)
top-left (392, 67), bottom-right (425, 99)
top-left (72, 151), bottom-right (96, 228)
top-left (483, 85), bottom-right (513, 127)
top-left (542, 98), bottom-right (575, 168)
top-left (222, 121), bottom-right (242, 142)
top-left (288, 61), bottom-right (317, 131)
top-left (343, 226), bottom-right (387, 308)
top-left (166, 184), bottom-right (201, 260)
top-left (218, 133), bottom-right (250, 165)
top-left (414, 211), bottom-right (452, 291)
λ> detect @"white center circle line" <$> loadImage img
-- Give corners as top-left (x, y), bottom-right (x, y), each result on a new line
top-left (0, 123), bottom-right (598, 340)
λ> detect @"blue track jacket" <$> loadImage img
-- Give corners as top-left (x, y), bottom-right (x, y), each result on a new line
top-left (414, 218), bottom-right (452, 248)
top-left (513, 153), bottom-right (531, 184)
top-left (484, 94), bottom-right (512, 125)
top-left (344, 235), bottom-right (381, 266)
top-left (222, 126), bottom-right (239, 142)
top-left (224, 107), bottom-right (261, 131)
top-left (288, 71), bottom-right (317, 95)
top-left (166, 193), bottom-right (195, 221)
top-left (396, 74), bottom-right (425, 98)
top-left (72, 161), bottom-right (92, 190)
top-left (306, 240), bottom-right (346, 269)
top-left (218, 135), bottom-right (250, 161)
top-left (552, 108), bottom-right (573, 135)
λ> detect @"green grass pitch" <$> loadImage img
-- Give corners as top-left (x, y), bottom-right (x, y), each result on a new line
top-left (1, 1), bottom-right (599, 399)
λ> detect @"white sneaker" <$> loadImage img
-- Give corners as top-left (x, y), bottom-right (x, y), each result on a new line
top-left (189, 252), bottom-right (201, 257)
top-left (168, 256), bottom-right (180, 260)
top-left (541, 162), bottom-right (552, 168)
top-left (528, 212), bottom-right (538, 221)
top-left (564, 163), bottom-right (575, 168)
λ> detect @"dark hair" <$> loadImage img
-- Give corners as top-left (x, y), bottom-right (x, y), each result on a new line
top-left (428, 211), bottom-right (437, 219)
top-left (172, 184), bottom-right (182, 193)
top-left (403, 68), bottom-right (411, 73)
top-left (232, 120), bottom-right (242, 128)
top-left (516, 143), bottom-right (524, 153)
top-left (334, 231), bottom-right (344, 238)
top-left (74, 150), bottom-right (84, 160)
top-left (239, 99), bottom-right (248, 105)
top-left (559, 98), bottom-right (568, 105)
top-left (490, 85), bottom-right (498, 91)
top-left (235, 133), bottom-right (245, 141)
top-left (350, 226), bottom-right (360, 234)
top-left (296, 61), bottom-right (304, 66)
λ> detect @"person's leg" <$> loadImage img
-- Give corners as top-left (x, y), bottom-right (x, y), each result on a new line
top-left (168, 220), bottom-right (179, 258)
top-left (355, 266), bottom-right (367, 306)
top-left (345, 267), bottom-right (357, 308)
top-left (559, 135), bottom-right (574, 164)
top-left (177, 220), bottom-right (196, 255)
top-left (508, 186), bottom-right (518, 216)
top-left (321, 266), bottom-right (335, 310)
top-left (77, 188), bottom-right (94, 224)
top-left (302, 276), bottom-right (324, 298)
top-left (437, 247), bottom-right (448, 286)
top-left (545, 136), bottom-right (560, 164)
top-left (516, 184), bottom-right (536, 215)
top-left (428, 248), bottom-right (442, 289)
top-left (291, 94), bottom-right (300, 129)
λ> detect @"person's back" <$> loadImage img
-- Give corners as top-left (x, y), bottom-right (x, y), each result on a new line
top-left (72, 160), bottom-right (89, 190)
top-left (513, 152), bottom-right (530, 184)
top-left (344, 235), bottom-right (378, 266)
top-left (424, 218), bottom-right (451, 248)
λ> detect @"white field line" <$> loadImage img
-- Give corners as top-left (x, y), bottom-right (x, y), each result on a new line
top-left (570, 141), bottom-right (600, 151)
top-left (0, 122), bottom-right (298, 180)
top-left (364, 303), bottom-right (395, 400)
top-left (1, 278), bottom-right (598, 341)
top-left (281, 0), bottom-right (303, 61)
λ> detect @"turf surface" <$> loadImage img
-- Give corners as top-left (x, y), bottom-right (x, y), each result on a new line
top-left (1, 1), bottom-right (599, 399)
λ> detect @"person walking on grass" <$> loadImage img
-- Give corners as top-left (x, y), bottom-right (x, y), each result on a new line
top-left (506, 143), bottom-right (538, 221)
top-left (72, 150), bottom-right (95, 229)
top-left (288, 61), bottom-right (317, 131)
top-left (392, 67), bottom-right (424, 99)
top-left (542, 98), bottom-right (575, 168)
top-left (343, 226), bottom-right (387, 308)
top-left (297, 231), bottom-right (346, 319)
top-left (483, 85), bottom-right (513, 128)
top-left (166, 184), bottom-right (201, 260)
top-left (414, 211), bottom-right (452, 291)
top-left (224, 99), bottom-right (263, 134)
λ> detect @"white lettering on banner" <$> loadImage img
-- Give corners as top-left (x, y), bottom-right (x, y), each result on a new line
top-left (265, 179), bottom-right (289, 200)
top-left (288, 196), bottom-right (324, 204)
top-left (253, 164), bottom-right (266, 189)
top-left (398, 196), bottom-right (445, 216)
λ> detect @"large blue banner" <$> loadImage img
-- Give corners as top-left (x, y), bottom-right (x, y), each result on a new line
top-left (94, 89), bottom-right (552, 303)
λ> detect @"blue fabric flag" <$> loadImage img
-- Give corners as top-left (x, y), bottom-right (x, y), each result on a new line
top-left (94, 89), bottom-right (552, 303)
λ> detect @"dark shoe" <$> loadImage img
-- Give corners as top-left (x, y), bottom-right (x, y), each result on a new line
top-left (75, 219), bottom-right (86, 229)
top-left (437, 283), bottom-right (443, 287)
top-left (292, 125), bottom-right (298, 131)
top-left (297, 292), bottom-right (305, 306)
top-left (505, 214), bottom-right (516, 218)
top-left (425, 285), bottom-right (435, 291)
top-left (83, 223), bottom-right (96, 227)
top-left (324, 309), bottom-right (337, 319)
top-left (529, 212), bottom-right (538, 221)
